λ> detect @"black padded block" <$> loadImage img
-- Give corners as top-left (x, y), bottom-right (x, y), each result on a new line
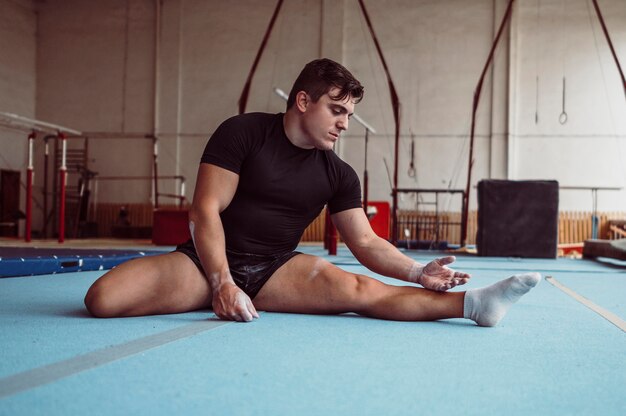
top-left (476, 180), bottom-right (559, 258)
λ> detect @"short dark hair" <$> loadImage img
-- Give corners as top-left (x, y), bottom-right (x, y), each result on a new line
top-left (286, 58), bottom-right (364, 109)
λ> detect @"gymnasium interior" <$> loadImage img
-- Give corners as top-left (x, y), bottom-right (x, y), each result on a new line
top-left (1, 0), bottom-right (625, 414)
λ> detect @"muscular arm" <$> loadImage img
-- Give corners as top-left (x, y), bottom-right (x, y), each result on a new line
top-left (332, 208), bottom-right (470, 291)
top-left (188, 163), bottom-right (258, 321)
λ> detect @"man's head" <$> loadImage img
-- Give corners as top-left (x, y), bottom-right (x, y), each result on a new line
top-left (286, 58), bottom-right (364, 110)
top-left (284, 59), bottom-right (364, 151)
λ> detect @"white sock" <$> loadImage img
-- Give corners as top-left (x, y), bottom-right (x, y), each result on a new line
top-left (463, 273), bottom-right (541, 327)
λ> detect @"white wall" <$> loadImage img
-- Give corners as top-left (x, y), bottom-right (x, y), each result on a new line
top-left (1, 0), bottom-right (625, 238)
top-left (340, 0), bottom-right (626, 212)
top-left (510, 0), bottom-right (626, 210)
top-left (0, 0), bottom-right (37, 213)
top-left (341, 0), bottom-right (500, 213)
top-left (35, 0), bottom-right (156, 209)
top-left (160, 0), bottom-right (325, 206)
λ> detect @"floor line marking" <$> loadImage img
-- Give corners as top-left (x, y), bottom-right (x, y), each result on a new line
top-left (546, 275), bottom-right (626, 333)
top-left (0, 319), bottom-right (231, 399)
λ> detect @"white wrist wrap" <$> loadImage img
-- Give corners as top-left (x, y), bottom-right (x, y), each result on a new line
top-left (408, 262), bottom-right (424, 283)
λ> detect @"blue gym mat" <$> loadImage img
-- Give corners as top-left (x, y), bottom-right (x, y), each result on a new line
top-left (0, 245), bottom-right (624, 415)
top-left (0, 247), bottom-right (165, 278)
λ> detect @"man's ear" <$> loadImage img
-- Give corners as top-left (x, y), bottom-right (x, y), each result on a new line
top-left (295, 91), bottom-right (308, 112)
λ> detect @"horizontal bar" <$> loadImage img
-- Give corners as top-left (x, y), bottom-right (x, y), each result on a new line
top-left (67, 132), bottom-right (211, 139)
top-left (158, 192), bottom-right (186, 200)
top-left (0, 111), bottom-right (81, 135)
top-left (68, 132), bottom-right (155, 139)
top-left (560, 186), bottom-right (623, 191)
top-left (95, 175), bottom-right (184, 181)
top-left (351, 113), bottom-right (376, 134)
top-left (396, 188), bottom-right (465, 194)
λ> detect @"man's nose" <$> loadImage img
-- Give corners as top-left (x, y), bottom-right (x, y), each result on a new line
top-left (337, 115), bottom-right (349, 131)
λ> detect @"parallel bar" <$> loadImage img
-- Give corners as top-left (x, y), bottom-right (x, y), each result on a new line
top-left (396, 188), bottom-right (465, 194)
top-left (0, 111), bottom-right (81, 135)
top-left (0, 319), bottom-right (231, 399)
top-left (546, 276), bottom-right (626, 332)
top-left (95, 175), bottom-right (185, 181)
top-left (560, 186), bottom-right (623, 191)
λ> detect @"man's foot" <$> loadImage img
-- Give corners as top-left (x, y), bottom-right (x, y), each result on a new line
top-left (463, 273), bottom-right (541, 327)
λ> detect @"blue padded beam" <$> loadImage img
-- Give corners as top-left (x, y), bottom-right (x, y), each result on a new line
top-left (0, 247), bottom-right (163, 278)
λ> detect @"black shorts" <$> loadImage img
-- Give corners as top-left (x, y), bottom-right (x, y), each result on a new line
top-left (175, 239), bottom-right (300, 299)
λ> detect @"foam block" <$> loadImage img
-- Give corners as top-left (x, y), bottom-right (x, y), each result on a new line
top-left (476, 180), bottom-right (559, 258)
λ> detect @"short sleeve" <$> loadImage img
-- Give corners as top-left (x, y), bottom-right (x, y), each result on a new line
top-left (327, 162), bottom-right (362, 214)
top-left (201, 116), bottom-right (253, 174)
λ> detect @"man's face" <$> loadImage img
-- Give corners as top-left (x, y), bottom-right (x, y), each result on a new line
top-left (300, 87), bottom-right (356, 151)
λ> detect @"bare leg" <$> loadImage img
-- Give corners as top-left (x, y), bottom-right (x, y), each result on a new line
top-left (254, 254), bottom-right (464, 321)
top-left (84, 252), bottom-right (212, 318)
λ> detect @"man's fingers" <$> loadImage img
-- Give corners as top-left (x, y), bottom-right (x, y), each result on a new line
top-left (233, 293), bottom-right (257, 322)
top-left (437, 283), bottom-right (451, 292)
top-left (225, 309), bottom-right (252, 322)
top-left (238, 302), bottom-right (259, 322)
top-left (239, 309), bottom-right (254, 322)
top-left (445, 277), bottom-right (469, 289)
top-left (436, 256), bottom-right (456, 266)
top-left (247, 299), bottom-right (260, 319)
top-left (213, 295), bottom-right (258, 322)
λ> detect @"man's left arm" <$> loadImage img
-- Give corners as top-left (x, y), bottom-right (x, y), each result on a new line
top-left (332, 208), bottom-right (470, 291)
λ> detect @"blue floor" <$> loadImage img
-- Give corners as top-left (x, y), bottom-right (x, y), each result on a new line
top-left (0, 245), bottom-right (624, 415)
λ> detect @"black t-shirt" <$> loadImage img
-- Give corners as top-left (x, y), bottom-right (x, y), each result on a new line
top-left (201, 112), bottom-right (362, 255)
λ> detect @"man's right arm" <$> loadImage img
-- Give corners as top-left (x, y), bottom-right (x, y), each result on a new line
top-left (188, 163), bottom-right (259, 322)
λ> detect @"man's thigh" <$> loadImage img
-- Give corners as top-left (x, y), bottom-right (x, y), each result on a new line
top-left (253, 253), bottom-right (383, 314)
top-left (85, 252), bottom-right (212, 317)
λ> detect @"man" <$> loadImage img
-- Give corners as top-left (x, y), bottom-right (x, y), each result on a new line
top-left (85, 58), bottom-right (540, 326)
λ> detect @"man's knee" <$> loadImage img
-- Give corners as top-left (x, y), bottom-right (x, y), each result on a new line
top-left (84, 279), bottom-right (121, 318)
top-left (351, 274), bottom-right (382, 302)
top-left (321, 269), bottom-right (380, 306)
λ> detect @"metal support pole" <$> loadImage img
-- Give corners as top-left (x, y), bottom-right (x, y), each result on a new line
top-left (58, 132), bottom-right (67, 243)
top-left (152, 136), bottom-right (159, 209)
top-left (179, 179), bottom-right (186, 208)
top-left (591, 188), bottom-right (599, 239)
top-left (363, 129), bottom-right (369, 213)
top-left (25, 131), bottom-right (35, 242)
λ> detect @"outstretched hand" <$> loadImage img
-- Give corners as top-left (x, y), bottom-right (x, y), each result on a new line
top-left (412, 256), bottom-right (470, 292)
top-left (212, 282), bottom-right (259, 322)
